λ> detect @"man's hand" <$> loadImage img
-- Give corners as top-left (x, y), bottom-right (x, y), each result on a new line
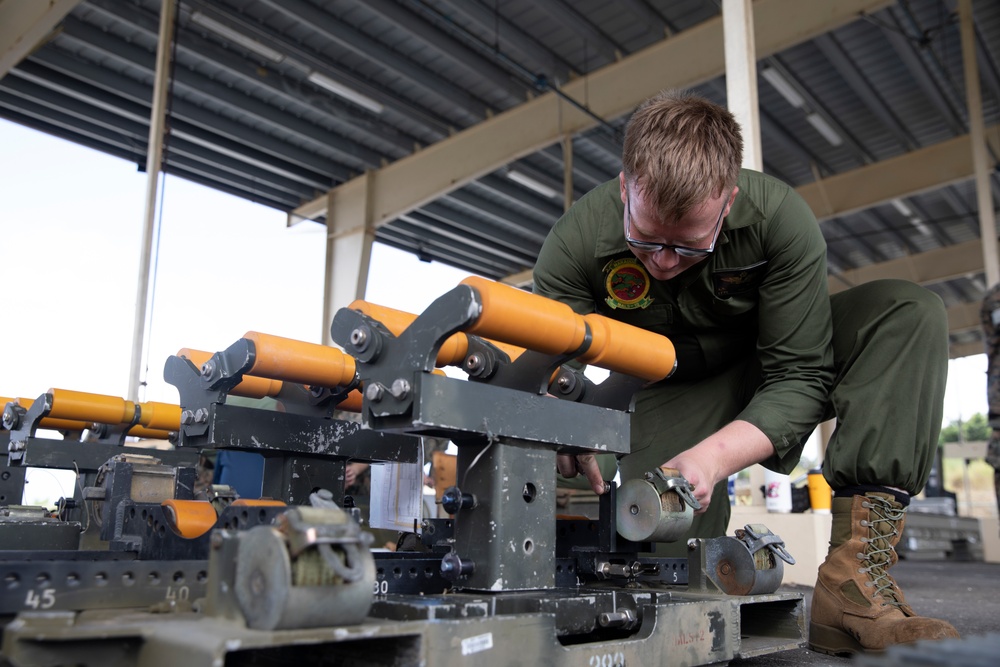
top-left (557, 453), bottom-right (607, 495)
top-left (661, 420), bottom-right (774, 515)
top-left (345, 462), bottom-right (369, 489)
top-left (662, 451), bottom-right (718, 514)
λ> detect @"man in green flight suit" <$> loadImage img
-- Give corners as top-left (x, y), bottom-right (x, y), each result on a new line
top-left (533, 90), bottom-right (959, 655)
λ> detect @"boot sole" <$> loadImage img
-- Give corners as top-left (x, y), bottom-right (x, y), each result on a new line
top-left (808, 622), bottom-right (875, 656)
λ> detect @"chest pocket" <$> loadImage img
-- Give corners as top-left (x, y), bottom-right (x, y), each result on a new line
top-left (711, 260), bottom-right (768, 299)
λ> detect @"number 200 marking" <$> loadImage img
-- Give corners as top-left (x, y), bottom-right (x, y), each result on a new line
top-left (589, 651), bottom-right (625, 667)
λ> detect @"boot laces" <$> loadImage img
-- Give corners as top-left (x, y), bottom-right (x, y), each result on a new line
top-left (859, 495), bottom-right (906, 606)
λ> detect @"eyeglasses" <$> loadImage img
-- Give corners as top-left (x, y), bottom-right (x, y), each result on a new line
top-left (624, 192), bottom-right (727, 258)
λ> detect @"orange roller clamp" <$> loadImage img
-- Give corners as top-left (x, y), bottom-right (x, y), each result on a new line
top-left (48, 389), bottom-right (135, 425)
top-left (460, 277), bottom-right (587, 356)
top-left (1, 397), bottom-right (91, 432)
top-left (580, 313), bottom-right (676, 382)
top-left (162, 499), bottom-right (218, 539)
top-left (243, 332), bottom-right (356, 389)
top-left (177, 348), bottom-right (283, 399)
top-left (349, 300), bottom-right (470, 366)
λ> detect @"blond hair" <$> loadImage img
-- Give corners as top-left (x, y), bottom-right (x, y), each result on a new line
top-left (622, 90), bottom-right (742, 221)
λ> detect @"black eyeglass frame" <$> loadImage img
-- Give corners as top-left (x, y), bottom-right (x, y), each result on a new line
top-left (624, 192), bottom-right (728, 258)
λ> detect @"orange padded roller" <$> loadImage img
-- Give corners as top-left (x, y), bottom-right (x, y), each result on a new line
top-left (177, 348), bottom-right (284, 399)
top-left (579, 313), bottom-right (676, 382)
top-left (162, 499), bottom-right (218, 539)
top-left (136, 401), bottom-right (182, 432)
top-left (48, 389), bottom-right (136, 426)
top-left (460, 277), bottom-right (588, 356)
top-left (231, 498), bottom-right (287, 507)
top-left (244, 332), bottom-right (356, 389)
top-left (335, 388), bottom-right (363, 412)
top-left (127, 425), bottom-right (174, 440)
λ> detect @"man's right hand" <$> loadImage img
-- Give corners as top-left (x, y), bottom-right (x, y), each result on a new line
top-left (557, 453), bottom-right (607, 495)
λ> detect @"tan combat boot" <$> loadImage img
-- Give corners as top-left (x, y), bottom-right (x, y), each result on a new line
top-left (809, 492), bottom-right (960, 655)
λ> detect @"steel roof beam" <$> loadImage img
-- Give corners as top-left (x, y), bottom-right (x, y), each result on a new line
top-left (532, 0), bottom-right (623, 63)
top-left (253, 0), bottom-right (488, 122)
top-left (11, 54), bottom-right (339, 187)
top-left (429, 0), bottom-right (577, 85)
top-left (797, 124), bottom-right (1000, 221)
top-left (55, 20), bottom-right (385, 169)
top-left (357, 0), bottom-right (529, 102)
top-left (82, 0), bottom-right (422, 159)
top-left (0, 80), bottom-right (318, 199)
top-left (811, 32), bottom-right (919, 153)
top-left (0, 0), bottom-right (81, 79)
top-left (293, 0), bottom-right (892, 228)
top-left (828, 239), bottom-right (983, 293)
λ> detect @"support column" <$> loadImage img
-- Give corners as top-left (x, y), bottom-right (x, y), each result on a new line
top-left (724, 0), bottom-right (767, 504)
top-left (321, 172), bottom-right (376, 346)
top-left (959, 0), bottom-right (999, 287)
top-left (128, 0), bottom-right (176, 402)
top-left (562, 133), bottom-right (574, 213)
top-left (723, 0), bottom-right (762, 171)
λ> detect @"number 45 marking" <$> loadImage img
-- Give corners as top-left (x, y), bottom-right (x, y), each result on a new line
top-left (24, 589), bottom-right (56, 610)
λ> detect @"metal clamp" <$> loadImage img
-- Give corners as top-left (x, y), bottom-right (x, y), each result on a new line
top-left (736, 524), bottom-right (796, 565)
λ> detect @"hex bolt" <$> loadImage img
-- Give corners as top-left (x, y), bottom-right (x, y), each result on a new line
top-left (464, 353), bottom-right (483, 373)
top-left (180, 410), bottom-right (194, 425)
top-left (365, 383), bottom-right (384, 402)
top-left (193, 408), bottom-right (208, 424)
top-left (200, 360), bottom-right (216, 379)
top-left (1, 407), bottom-right (17, 430)
top-left (390, 378), bottom-right (411, 400)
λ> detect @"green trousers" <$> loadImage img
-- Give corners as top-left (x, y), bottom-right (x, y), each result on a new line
top-left (586, 280), bottom-right (948, 557)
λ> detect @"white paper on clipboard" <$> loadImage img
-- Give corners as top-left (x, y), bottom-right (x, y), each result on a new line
top-left (368, 461), bottom-right (423, 533)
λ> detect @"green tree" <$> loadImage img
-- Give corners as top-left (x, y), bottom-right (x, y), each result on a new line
top-left (939, 413), bottom-right (990, 443)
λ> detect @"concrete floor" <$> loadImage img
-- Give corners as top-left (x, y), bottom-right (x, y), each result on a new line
top-left (731, 558), bottom-right (1000, 665)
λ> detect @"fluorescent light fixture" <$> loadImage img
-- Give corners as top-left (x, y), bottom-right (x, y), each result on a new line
top-left (806, 113), bottom-right (843, 147)
top-left (909, 217), bottom-right (933, 237)
top-left (190, 11), bottom-right (285, 63)
top-left (307, 71), bottom-right (384, 114)
top-left (890, 199), bottom-right (913, 217)
top-left (761, 67), bottom-right (805, 108)
top-left (507, 170), bottom-right (559, 199)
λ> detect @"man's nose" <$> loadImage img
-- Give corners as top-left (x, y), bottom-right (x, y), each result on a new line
top-left (650, 248), bottom-right (681, 271)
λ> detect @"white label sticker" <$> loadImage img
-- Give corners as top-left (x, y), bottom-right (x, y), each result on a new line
top-left (461, 633), bottom-right (494, 656)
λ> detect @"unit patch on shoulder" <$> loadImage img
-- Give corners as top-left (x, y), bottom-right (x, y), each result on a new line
top-left (604, 258), bottom-right (653, 310)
